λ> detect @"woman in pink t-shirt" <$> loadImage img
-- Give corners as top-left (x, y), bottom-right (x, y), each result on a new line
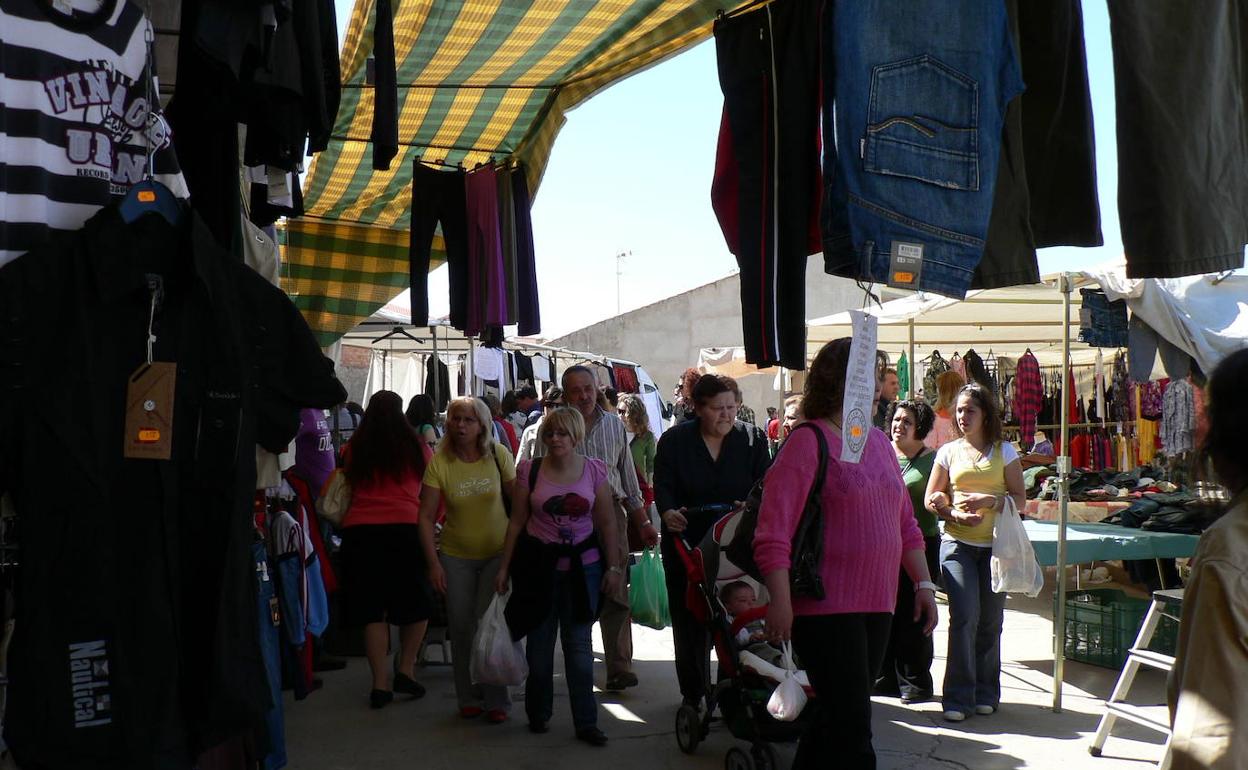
top-left (754, 339), bottom-right (939, 769)
top-left (495, 407), bottom-right (622, 747)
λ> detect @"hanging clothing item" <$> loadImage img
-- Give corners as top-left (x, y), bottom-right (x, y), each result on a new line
top-left (897, 352), bottom-right (910, 396)
top-left (424, 357), bottom-right (452, 412)
top-left (473, 346), bottom-right (506, 384)
top-left (369, 0), bottom-right (398, 170)
top-left (1107, 1), bottom-right (1248, 279)
top-left (1017, 0), bottom-right (1102, 247)
top-left (949, 353), bottom-right (967, 381)
top-left (252, 542), bottom-right (287, 770)
top-left (1161, 378), bottom-right (1195, 457)
top-left (1112, 353), bottom-right (1132, 423)
top-left (409, 163), bottom-right (469, 329)
top-left (0, 0), bottom-right (189, 265)
top-left (963, 349), bottom-right (993, 390)
top-left (1013, 352), bottom-right (1043, 448)
top-left (532, 354), bottom-right (553, 383)
top-left (496, 166), bottom-right (519, 325)
top-left (1077, 288), bottom-right (1129, 348)
top-left (613, 364), bottom-right (640, 395)
top-left (820, 0), bottom-right (1023, 299)
top-left (513, 352), bottom-right (535, 388)
top-left (1095, 350), bottom-right (1107, 425)
top-left (1128, 315), bottom-right (1191, 382)
top-left (465, 166), bottom-right (506, 333)
top-left (0, 206), bottom-right (346, 768)
top-left (711, 0), bottom-right (821, 370)
top-left (511, 164), bottom-right (541, 336)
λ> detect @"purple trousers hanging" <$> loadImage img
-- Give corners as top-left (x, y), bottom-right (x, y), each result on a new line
top-left (465, 166), bottom-right (506, 332)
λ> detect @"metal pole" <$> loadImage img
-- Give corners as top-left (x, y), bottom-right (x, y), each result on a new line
top-left (1053, 274), bottom-right (1073, 712)
top-left (466, 337), bottom-right (476, 397)
top-left (907, 318), bottom-right (916, 399)
top-left (431, 325), bottom-right (441, 411)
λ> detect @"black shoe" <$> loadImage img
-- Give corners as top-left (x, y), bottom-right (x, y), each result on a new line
top-left (313, 655), bottom-right (348, 672)
top-left (901, 691), bottom-right (934, 705)
top-left (394, 672), bottom-right (427, 699)
top-left (604, 672), bottom-right (639, 691)
top-left (575, 727), bottom-right (608, 746)
top-left (528, 721), bottom-right (550, 734)
top-left (369, 689), bottom-right (394, 710)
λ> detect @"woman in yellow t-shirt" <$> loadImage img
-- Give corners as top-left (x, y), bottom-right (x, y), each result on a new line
top-left (924, 385), bottom-right (1025, 723)
top-left (418, 397), bottom-right (516, 723)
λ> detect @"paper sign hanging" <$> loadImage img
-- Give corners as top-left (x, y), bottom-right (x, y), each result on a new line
top-left (840, 310), bottom-right (879, 464)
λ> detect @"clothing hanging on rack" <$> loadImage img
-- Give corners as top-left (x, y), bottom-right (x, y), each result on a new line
top-left (1161, 377), bottom-right (1195, 457)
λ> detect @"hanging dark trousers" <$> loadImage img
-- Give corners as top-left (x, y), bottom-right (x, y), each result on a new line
top-left (409, 162), bottom-right (470, 329)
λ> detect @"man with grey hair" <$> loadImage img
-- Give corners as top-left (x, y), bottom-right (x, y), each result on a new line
top-left (520, 365), bottom-right (658, 690)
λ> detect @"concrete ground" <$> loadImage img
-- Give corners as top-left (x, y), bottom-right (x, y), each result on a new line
top-left (285, 573), bottom-right (1171, 769)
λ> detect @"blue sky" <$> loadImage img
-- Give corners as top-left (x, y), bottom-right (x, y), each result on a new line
top-left (338, 2), bottom-right (1126, 337)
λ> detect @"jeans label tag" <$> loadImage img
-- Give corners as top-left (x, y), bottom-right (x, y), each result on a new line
top-left (889, 242), bottom-right (924, 290)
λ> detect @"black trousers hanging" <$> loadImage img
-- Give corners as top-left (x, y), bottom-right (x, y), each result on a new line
top-left (409, 162), bottom-right (470, 329)
top-left (712, 0), bottom-right (821, 370)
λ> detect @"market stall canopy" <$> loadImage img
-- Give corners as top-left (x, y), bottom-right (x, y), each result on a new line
top-left (287, 0), bottom-right (732, 345)
top-left (697, 347), bottom-right (779, 380)
top-left (806, 276), bottom-right (1099, 367)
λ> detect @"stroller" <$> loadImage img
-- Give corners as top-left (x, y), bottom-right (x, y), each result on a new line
top-left (670, 506), bottom-right (816, 770)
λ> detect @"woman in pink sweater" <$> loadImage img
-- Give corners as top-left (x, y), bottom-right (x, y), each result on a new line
top-left (755, 339), bottom-right (939, 769)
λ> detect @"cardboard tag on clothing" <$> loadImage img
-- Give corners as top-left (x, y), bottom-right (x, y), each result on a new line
top-left (888, 242), bottom-right (924, 290)
top-left (840, 310), bottom-right (878, 464)
top-left (123, 362), bottom-right (176, 460)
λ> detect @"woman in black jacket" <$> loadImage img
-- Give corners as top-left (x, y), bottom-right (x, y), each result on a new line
top-left (654, 374), bottom-right (772, 708)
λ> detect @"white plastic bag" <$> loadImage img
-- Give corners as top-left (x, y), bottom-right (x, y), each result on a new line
top-left (990, 497), bottom-right (1044, 597)
top-left (469, 589), bottom-right (528, 687)
top-left (765, 642), bottom-right (807, 722)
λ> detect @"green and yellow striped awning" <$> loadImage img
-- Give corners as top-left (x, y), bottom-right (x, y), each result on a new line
top-left (288, 0), bottom-right (732, 344)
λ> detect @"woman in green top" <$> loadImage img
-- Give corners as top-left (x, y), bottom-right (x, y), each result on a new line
top-left (619, 395), bottom-right (656, 486)
top-left (875, 399), bottom-right (941, 705)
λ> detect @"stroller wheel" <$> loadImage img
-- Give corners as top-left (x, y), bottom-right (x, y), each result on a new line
top-left (724, 747), bottom-right (754, 770)
top-left (751, 743), bottom-right (780, 770)
top-left (675, 704), bottom-right (702, 754)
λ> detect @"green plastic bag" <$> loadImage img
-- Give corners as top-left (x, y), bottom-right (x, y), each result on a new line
top-left (629, 547), bottom-right (670, 630)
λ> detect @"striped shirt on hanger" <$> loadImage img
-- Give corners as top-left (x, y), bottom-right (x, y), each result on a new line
top-left (0, 0), bottom-right (188, 266)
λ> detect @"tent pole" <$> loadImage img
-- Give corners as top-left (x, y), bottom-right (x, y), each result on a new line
top-left (466, 337), bottom-right (476, 397)
top-left (431, 325), bottom-right (440, 410)
top-left (1053, 274), bottom-right (1073, 713)
top-left (907, 318), bottom-right (916, 399)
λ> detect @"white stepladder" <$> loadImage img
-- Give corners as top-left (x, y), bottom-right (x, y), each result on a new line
top-left (1089, 589), bottom-right (1184, 769)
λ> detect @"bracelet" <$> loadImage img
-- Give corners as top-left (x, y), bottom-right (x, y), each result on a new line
top-left (607, 565), bottom-right (624, 574)
top-left (915, 580), bottom-right (939, 593)
top-left (639, 520), bottom-right (656, 529)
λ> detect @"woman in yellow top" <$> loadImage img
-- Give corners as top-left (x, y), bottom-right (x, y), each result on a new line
top-left (924, 385), bottom-right (1025, 723)
top-left (418, 397), bottom-right (517, 723)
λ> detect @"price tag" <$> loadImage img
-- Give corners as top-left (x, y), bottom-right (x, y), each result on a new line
top-left (840, 310), bottom-right (879, 464)
top-left (888, 241), bottom-right (924, 290)
top-left (124, 362), bottom-right (176, 460)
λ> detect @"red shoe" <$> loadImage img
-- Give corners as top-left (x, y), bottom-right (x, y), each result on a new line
top-left (459, 706), bottom-right (484, 719)
top-left (486, 709), bottom-right (508, 724)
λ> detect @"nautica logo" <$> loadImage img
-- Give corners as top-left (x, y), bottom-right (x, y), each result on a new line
top-left (68, 640), bottom-right (112, 728)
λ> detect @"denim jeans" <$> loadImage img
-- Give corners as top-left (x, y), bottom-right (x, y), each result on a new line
top-left (940, 538), bottom-right (1006, 715)
top-left (525, 562), bottom-right (602, 730)
top-left (821, 0), bottom-right (1024, 299)
top-left (253, 542), bottom-right (286, 770)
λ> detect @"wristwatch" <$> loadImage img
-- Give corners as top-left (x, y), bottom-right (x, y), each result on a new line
top-left (607, 565), bottom-right (624, 575)
top-left (915, 580), bottom-right (939, 594)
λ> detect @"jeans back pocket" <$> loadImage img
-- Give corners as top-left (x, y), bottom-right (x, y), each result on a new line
top-left (864, 55), bottom-right (979, 191)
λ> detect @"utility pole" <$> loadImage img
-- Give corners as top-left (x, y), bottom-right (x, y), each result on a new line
top-left (615, 250), bottom-right (631, 316)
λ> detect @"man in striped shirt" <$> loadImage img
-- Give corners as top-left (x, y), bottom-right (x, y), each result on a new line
top-left (521, 365), bottom-right (658, 691)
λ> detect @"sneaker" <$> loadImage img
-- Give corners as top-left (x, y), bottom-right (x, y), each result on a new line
top-left (942, 710), bottom-right (966, 722)
top-left (604, 672), bottom-right (639, 691)
top-left (369, 689), bottom-right (394, 710)
top-left (975, 704), bottom-right (997, 716)
top-left (575, 727), bottom-right (609, 747)
top-left (459, 706), bottom-right (484, 719)
top-left (486, 709), bottom-right (508, 724)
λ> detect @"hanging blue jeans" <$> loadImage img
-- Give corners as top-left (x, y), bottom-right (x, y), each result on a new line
top-left (253, 542), bottom-right (287, 770)
top-left (821, 0), bottom-right (1024, 299)
top-left (939, 538), bottom-right (1006, 716)
top-left (524, 562), bottom-right (602, 730)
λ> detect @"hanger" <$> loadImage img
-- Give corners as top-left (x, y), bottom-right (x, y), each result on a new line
top-left (120, 3), bottom-right (182, 226)
top-left (371, 325), bottom-right (426, 345)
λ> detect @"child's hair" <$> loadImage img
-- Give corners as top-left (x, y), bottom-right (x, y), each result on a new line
top-left (719, 580), bottom-right (755, 607)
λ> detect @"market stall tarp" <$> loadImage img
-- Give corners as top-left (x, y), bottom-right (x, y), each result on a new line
top-left (288, 0), bottom-right (729, 343)
top-left (806, 278), bottom-right (1099, 366)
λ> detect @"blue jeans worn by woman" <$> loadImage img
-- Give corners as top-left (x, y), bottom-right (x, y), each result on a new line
top-left (940, 538), bottom-right (1007, 715)
top-left (525, 561), bottom-right (602, 730)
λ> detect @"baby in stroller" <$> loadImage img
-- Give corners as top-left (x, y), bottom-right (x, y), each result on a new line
top-left (720, 580), bottom-right (807, 684)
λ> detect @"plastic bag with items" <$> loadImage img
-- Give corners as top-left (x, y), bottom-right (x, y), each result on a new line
top-left (990, 497), bottom-right (1044, 597)
top-left (470, 589), bottom-right (528, 686)
top-left (765, 642), bottom-right (807, 722)
top-left (629, 546), bottom-right (670, 630)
